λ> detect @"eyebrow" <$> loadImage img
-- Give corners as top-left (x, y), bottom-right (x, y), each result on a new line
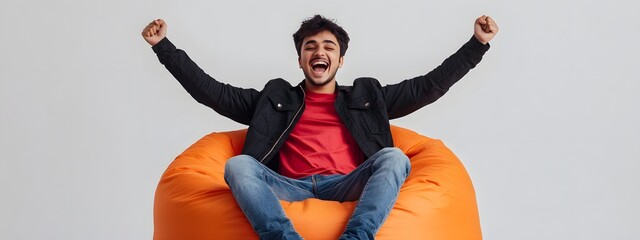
top-left (303, 40), bottom-right (338, 46)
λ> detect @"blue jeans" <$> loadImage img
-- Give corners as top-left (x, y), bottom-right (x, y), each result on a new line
top-left (224, 147), bottom-right (411, 240)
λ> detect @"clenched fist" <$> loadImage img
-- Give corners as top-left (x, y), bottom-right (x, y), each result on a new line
top-left (142, 19), bottom-right (167, 46)
top-left (474, 15), bottom-right (499, 45)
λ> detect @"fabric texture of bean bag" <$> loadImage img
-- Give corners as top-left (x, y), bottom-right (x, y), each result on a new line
top-left (154, 125), bottom-right (482, 240)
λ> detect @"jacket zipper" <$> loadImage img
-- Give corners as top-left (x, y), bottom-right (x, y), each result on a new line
top-left (259, 85), bottom-right (306, 163)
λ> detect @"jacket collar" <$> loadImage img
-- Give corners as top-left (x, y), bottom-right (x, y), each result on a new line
top-left (296, 80), bottom-right (352, 94)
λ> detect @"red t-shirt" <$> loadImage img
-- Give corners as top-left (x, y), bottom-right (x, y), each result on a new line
top-left (278, 91), bottom-right (364, 179)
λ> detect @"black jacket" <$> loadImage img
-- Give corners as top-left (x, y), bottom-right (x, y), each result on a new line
top-left (152, 36), bottom-right (489, 171)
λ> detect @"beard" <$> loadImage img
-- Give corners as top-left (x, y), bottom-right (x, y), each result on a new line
top-left (303, 68), bottom-right (339, 87)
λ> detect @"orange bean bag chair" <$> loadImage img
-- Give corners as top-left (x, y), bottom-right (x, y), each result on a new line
top-left (154, 125), bottom-right (482, 240)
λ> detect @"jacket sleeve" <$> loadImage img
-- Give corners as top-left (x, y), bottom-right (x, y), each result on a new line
top-left (152, 37), bottom-right (259, 125)
top-left (382, 36), bottom-right (490, 119)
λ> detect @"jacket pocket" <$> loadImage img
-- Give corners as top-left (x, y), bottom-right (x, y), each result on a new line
top-left (268, 95), bottom-right (298, 112)
top-left (347, 97), bottom-right (389, 134)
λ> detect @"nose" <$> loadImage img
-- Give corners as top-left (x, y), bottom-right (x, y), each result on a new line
top-left (313, 48), bottom-right (326, 57)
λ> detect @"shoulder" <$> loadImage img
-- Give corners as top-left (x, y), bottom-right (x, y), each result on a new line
top-left (264, 78), bottom-right (292, 87)
top-left (262, 78), bottom-right (297, 91)
top-left (260, 78), bottom-right (303, 102)
top-left (340, 77), bottom-right (384, 99)
top-left (352, 77), bottom-right (383, 89)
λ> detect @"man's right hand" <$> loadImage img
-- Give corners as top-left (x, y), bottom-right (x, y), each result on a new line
top-left (142, 19), bottom-right (167, 46)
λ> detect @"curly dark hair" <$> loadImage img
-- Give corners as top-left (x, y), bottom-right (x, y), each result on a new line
top-left (293, 15), bottom-right (350, 57)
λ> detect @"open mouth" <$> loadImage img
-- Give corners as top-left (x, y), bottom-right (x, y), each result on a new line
top-left (310, 59), bottom-right (329, 74)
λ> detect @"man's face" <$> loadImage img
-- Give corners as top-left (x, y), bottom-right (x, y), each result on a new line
top-left (298, 30), bottom-right (344, 90)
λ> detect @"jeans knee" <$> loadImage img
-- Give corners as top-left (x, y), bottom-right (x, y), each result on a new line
top-left (374, 147), bottom-right (411, 175)
top-left (224, 155), bottom-right (260, 183)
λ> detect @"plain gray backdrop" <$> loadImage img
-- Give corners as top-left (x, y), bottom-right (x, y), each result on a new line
top-left (1, 0), bottom-right (638, 239)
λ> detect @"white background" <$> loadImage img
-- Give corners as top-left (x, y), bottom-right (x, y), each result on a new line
top-left (1, 0), bottom-right (638, 239)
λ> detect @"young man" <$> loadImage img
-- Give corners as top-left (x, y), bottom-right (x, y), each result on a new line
top-left (142, 15), bottom-right (498, 240)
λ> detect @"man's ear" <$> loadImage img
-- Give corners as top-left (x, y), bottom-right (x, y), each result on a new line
top-left (298, 56), bottom-right (302, 68)
top-left (338, 56), bottom-right (344, 68)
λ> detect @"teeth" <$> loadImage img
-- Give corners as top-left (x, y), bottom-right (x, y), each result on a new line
top-left (312, 61), bottom-right (328, 67)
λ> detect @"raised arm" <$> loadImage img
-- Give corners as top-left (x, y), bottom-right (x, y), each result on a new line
top-left (383, 15), bottom-right (499, 119)
top-left (142, 19), bottom-right (260, 125)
